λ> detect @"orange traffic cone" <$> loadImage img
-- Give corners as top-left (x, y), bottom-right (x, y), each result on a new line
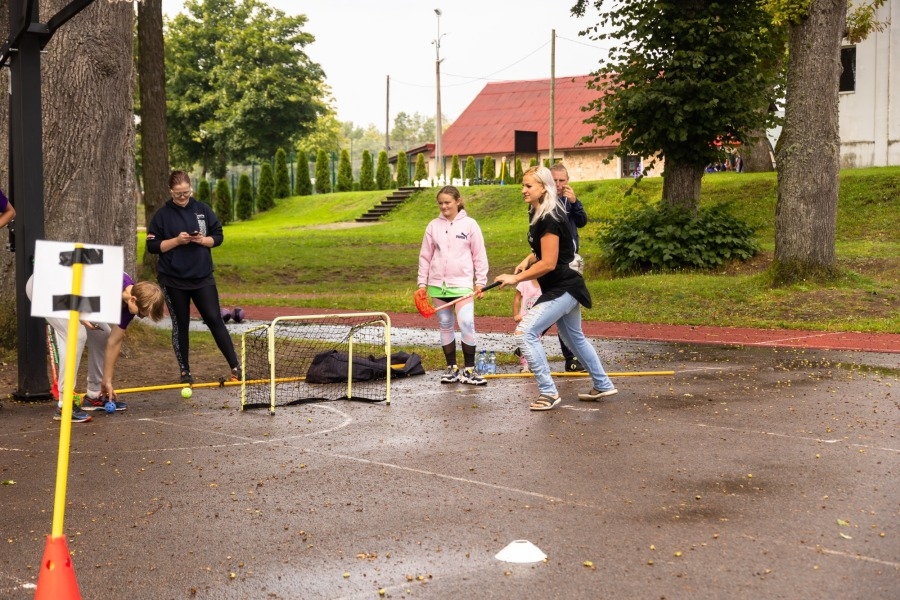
top-left (34, 535), bottom-right (81, 600)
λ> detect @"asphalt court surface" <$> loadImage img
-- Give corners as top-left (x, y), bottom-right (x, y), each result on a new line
top-left (1, 340), bottom-right (898, 599)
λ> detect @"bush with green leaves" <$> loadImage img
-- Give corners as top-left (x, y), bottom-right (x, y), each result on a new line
top-left (257, 162), bottom-right (276, 212)
top-left (236, 173), bottom-right (254, 221)
top-left (196, 178), bottom-right (211, 205)
top-left (599, 203), bottom-right (759, 273)
top-left (464, 156), bottom-right (477, 181)
top-left (515, 159), bottom-right (524, 183)
top-left (214, 178), bottom-right (232, 225)
top-left (336, 149), bottom-right (353, 192)
top-left (376, 150), bottom-right (391, 190)
top-left (359, 150), bottom-right (375, 191)
top-left (396, 150), bottom-right (409, 187)
top-left (274, 148), bottom-right (291, 198)
top-left (315, 149), bottom-right (331, 194)
top-left (414, 153), bottom-right (427, 182)
top-left (295, 150), bottom-right (312, 196)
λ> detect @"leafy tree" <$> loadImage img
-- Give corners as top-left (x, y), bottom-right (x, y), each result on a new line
top-left (298, 110), bottom-right (343, 158)
top-left (336, 149), bottom-right (353, 192)
top-left (768, 0), bottom-right (884, 283)
top-left (214, 177), bottom-right (232, 225)
top-left (464, 156), bottom-right (478, 181)
top-left (295, 150), bottom-right (313, 196)
top-left (315, 149), bottom-right (332, 194)
top-left (482, 156), bottom-right (495, 181)
top-left (515, 159), bottom-right (524, 183)
top-left (529, 158), bottom-right (538, 167)
top-left (257, 161), bottom-right (276, 212)
top-left (196, 178), bottom-right (211, 205)
top-left (165, 0), bottom-right (326, 175)
top-left (376, 150), bottom-right (392, 190)
top-left (390, 111), bottom-right (437, 150)
top-left (414, 153), bottom-right (428, 182)
top-left (274, 148), bottom-right (290, 198)
top-left (450, 155), bottom-right (461, 181)
top-left (236, 173), bottom-right (254, 221)
top-left (396, 150), bottom-right (410, 187)
top-left (572, 0), bottom-right (783, 211)
top-left (359, 150), bottom-right (376, 191)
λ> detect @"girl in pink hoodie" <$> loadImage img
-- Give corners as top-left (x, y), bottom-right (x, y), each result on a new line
top-left (417, 186), bottom-right (490, 385)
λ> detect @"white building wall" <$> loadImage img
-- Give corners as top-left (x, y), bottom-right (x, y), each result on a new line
top-left (839, 0), bottom-right (899, 168)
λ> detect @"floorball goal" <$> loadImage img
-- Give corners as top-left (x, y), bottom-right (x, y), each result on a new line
top-left (240, 313), bottom-right (392, 413)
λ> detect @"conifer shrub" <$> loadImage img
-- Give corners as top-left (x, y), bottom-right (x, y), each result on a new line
top-left (414, 153), bottom-right (428, 182)
top-left (274, 148), bottom-right (291, 198)
top-left (482, 156), bottom-right (495, 182)
top-left (376, 150), bottom-right (391, 190)
top-left (214, 178), bottom-right (231, 225)
top-left (315, 149), bottom-right (331, 194)
top-left (396, 150), bottom-right (409, 187)
top-left (464, 156), bottom-right (477, 181)
top-left (599, 203), bottom-right (759, 273)
top-left (196, 178), bottom-right (211, 205)
top-left (236, 174), bottom-right (254, 221)
top-left (359, 150), bottom-right (375, 191)
top-left (337, 149), bottom-right (353, 192)
top-left (257, 162), bottom-right (276, 212)
top-left (450, 155), bottom-right (461, 180)
top-left (295, 150), bottom-right (312, 196)
top-left (515, 159), bottom-right (523, 183)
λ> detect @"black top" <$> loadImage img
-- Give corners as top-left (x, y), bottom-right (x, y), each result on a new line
top-left (145, 197), bottom-right (224, 288)
top-left (528, 210), bottom-right (591, 309)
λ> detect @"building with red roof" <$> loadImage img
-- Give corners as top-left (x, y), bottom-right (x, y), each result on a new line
top-left (429, 75), bottom-right (651, 182)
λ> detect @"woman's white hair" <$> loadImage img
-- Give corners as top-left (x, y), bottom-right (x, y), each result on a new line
top-left (525, 166), bottom-right (565, 226)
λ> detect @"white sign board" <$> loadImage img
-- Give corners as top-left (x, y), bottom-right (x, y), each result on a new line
top-left (30, 240), bottom-right (124, 324)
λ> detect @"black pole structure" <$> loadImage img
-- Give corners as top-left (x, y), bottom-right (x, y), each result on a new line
top-left (3, 0), bottom-right (99, 399)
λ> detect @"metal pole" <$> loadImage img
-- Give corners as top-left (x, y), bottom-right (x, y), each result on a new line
top-left (434, 8), bottom-right (444, 178)
top-left (11, 0), bottom-right (51, 398)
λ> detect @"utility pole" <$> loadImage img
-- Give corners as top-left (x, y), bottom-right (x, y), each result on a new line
top-left (549, 29), bottom-right (556, 165)
top-left (385, 75), bottom-right (390, 151)
top-left (433, 8), bottom-right (444, 177)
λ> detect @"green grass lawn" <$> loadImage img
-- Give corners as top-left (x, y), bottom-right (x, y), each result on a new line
top-left (138, 167), bottom-right (900, 334)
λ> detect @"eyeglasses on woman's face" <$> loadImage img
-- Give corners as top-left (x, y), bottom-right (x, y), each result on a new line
top-left (171, 189), bottom-right (192, 199)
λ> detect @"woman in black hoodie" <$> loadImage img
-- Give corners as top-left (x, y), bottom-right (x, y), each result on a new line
top-left (146, 170), bottom-right (239, 385)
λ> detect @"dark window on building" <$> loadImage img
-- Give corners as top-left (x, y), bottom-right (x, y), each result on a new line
top-left (622, 155), bottom-right (641, 178)
top-left (840, 46), bottom-right (856, 92)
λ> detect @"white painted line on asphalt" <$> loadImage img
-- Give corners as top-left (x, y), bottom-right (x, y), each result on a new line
top-left (296, 445), bottom-right (606, 510)
top-left (749, 332), bottom-right (841, 346)
top-left (696, 423), bottom-right (900, 453)
top-left (806, 544), bottom-right (900, 568)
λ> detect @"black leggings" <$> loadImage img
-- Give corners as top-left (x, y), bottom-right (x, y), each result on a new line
top-left (162, 283), bottom-right (238, 376)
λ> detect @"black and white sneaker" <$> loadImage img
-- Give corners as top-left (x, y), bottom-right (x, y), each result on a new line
top-left (566, 357), bottom-right (587, 372)
top-left (460, 367), bottom-right (487, 386)
top-left (440, 365), bottom-right (460, 384)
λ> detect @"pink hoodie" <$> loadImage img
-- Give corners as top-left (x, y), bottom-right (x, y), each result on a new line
top-left (417, 209), bottom-right (489, 290)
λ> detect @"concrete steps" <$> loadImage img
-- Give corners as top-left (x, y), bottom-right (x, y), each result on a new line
top-left (356, 187), bottom-right (418, 222)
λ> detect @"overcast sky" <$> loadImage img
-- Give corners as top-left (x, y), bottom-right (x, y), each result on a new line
top-left (160, 1), bottom-right (610, 128)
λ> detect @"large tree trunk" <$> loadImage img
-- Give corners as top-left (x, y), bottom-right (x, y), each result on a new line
top-left (661, 158), bottom-right (704, 213)
top-left (0, 1), bottom-right (135, 348)
top-left (741, 132), bottom-right (775, 172)
top-left (773, 0), bottom-right (845, 284)
top-left (138, 0), bottom-right (169, 279)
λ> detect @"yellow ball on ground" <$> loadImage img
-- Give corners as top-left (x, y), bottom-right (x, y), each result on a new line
top-left (181, 387), bottom-right (193, 399)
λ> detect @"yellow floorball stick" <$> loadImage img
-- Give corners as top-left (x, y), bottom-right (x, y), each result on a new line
top-left (485, 370), bottom-right (675, 378)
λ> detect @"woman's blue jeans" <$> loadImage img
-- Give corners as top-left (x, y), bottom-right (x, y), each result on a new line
top-left (516, 292), bottom-right (614, 397)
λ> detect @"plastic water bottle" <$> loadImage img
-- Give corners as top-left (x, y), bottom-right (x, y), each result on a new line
top-left (476, 350), bottom-right (487, 374)
top-left (487, 351), bottom-right (497, 375)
